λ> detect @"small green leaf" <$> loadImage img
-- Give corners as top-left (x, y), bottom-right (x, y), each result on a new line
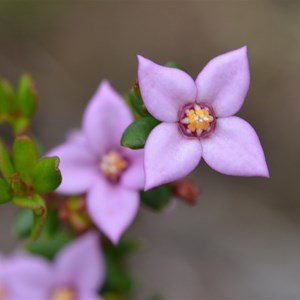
top-left (43, 209), bottom-right (60, 236)
top-left (0, 79), bottom-right (14, 115)
top-left (140, 185), bottom-right (171, 211)
top-left (0, 139), bottom-right (15, 180)
top-left (121, 116), bottom-right (160, 149)
top-left (165, 61), bottom-right (186, 71)
top-left (13, 209), bottom-right (33, 238)
top-left (102, 238), bottom-right (139, 296)
top-left (13, 194), bottom-right (47, 240)
top-left (127, 90), bottom-right (148, 117)
top-left (15, 74), bottom-right (37, 118)
top-left (0, 178), bottom-right (13, 203)
top-left (12, 136), bottom-right (38, 183)
top-left (13, 194), bottom-right (46, 213)
top-left (103, 253), bottom-right (133, 294)
top-left (32, 156), bottom-right (62, 194)
top-left (26, 231), bottom-right (72, 260)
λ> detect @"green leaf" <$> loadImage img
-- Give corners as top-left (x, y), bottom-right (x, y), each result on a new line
top-left (101, 238), bottom-right (139, 296)
top-left (26, 231), bottom-right (72, 260)
top-left (0, 178), bottom-right (13, 203)
top-left (32, 156), bottom-right (62, 194)
top-left (15, 74), bottom-right (37, 118)
top-left (165, 61), bottom-right (186, 71)
top-left (102, 252), bottom-right (133, 294)
top-left (102, 293), bottom-right (125, 300)
top-left (13, 194), bottom-right (46, 216)
top-left (14, 209), bottom-right (60, 240)
top-left (13, 194), bottom-right (47, 240)
top-left (43, 209), bottom-right (60, 236)
top-left (127, 89), bottom-right (148, 117)
top-left (140, 185), bottom-right (171, 211)
top-left (13, 209), bottom-right (33, 238)
top-left (0, 139), bottom-right (15, 180)
top-left (121, 116), bottom-right (160, 149)
top-left (0, 79), bottom-right (14, 115)
top-left (105, 238), bottom-right (141, 260)
top-left (12, 136), bottom-right (38, 183)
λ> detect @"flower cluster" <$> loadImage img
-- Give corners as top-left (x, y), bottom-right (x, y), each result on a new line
top-left (49, 46), bottom-right (268, 244)
top-left (0, 46), bottom-right (269, 300)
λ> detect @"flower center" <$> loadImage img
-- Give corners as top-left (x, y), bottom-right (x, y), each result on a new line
top-left (51, 287), bottom-right (76, 300)
top-left (178, 102), bottom-right (216, 138)
top-left (100, 150), bottom-right (128, 181)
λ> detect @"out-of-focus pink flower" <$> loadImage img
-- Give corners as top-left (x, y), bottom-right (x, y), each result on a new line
top-left (1, 232), bottom-right (105, 300)
top-left (138, 47), bottom-right (269, 190)
top-left (49, 81), bottom-right (144, 244)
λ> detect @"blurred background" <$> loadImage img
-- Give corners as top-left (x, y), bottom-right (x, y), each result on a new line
top-left (0, 1), bottom-right (300, 299)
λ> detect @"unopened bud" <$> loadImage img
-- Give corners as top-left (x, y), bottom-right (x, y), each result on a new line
top-left (58, 195), bottom-right (93, 234)
top-left (172, 179), bottom-right (200, 205)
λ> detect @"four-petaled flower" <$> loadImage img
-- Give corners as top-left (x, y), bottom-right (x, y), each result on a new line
top-left (137, 46), bottom-right (269, 190)
top-left (49, 81), bottom-right (144, 244)
top-left (0, 232), bottom-right (105, 300)
top-left (8, 232), bottom-right (105, 300)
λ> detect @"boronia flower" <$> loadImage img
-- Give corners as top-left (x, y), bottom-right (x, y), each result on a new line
top-left (4, 232), bottom-right (105, 300)
top-left (49, 81), bottom-right (144, 244)
top-left (138, 47), bottom-right (269, 190)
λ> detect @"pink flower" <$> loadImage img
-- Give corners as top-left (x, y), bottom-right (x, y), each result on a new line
top-left (1, 232), bottom-right (105, 300)
top-left (138, 47), bottom-right (269, 190)
top-left (49, 81), bottom-right (144, 243)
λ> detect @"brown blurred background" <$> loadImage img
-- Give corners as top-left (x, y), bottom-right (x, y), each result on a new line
top-left (0, 1), bottom-right (300, 299)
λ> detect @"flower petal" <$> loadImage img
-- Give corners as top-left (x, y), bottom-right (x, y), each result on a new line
top-left (5, 254), bottom-right (52, 300)
top-left (87, 180), bottom-right (139, 244)
top-left (144, 123), bottom-right (202, 190)
top-left (78, 292), bottom-right (103, 300)
top-left (83, 81), bottom-right (133, 155)
top-left (54, 232), bottom-right (105, 292)
top-left (138, 55), bottom-right (197, 122)
top-left (48, 143), bottom-right (98, 194)
top-left (195, 46), bottom-right (250, 117)
top-left (66, 129), bottom-right (89, 146)
top-left (121, 148), bottom-right (145, 190)
top-left (201, 116), bottom-right (269, 177)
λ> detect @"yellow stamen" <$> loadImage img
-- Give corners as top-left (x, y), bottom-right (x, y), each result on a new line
top-left (51, 287), bottom-right (76, 300)
top-left (100, 150), bottom-right (127, 181)
top-left (183, 106), bottom-right (214, 133)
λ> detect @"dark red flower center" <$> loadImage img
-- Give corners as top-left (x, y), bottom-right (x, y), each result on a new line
top-left (178, 102), bottom-right (216, 138)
